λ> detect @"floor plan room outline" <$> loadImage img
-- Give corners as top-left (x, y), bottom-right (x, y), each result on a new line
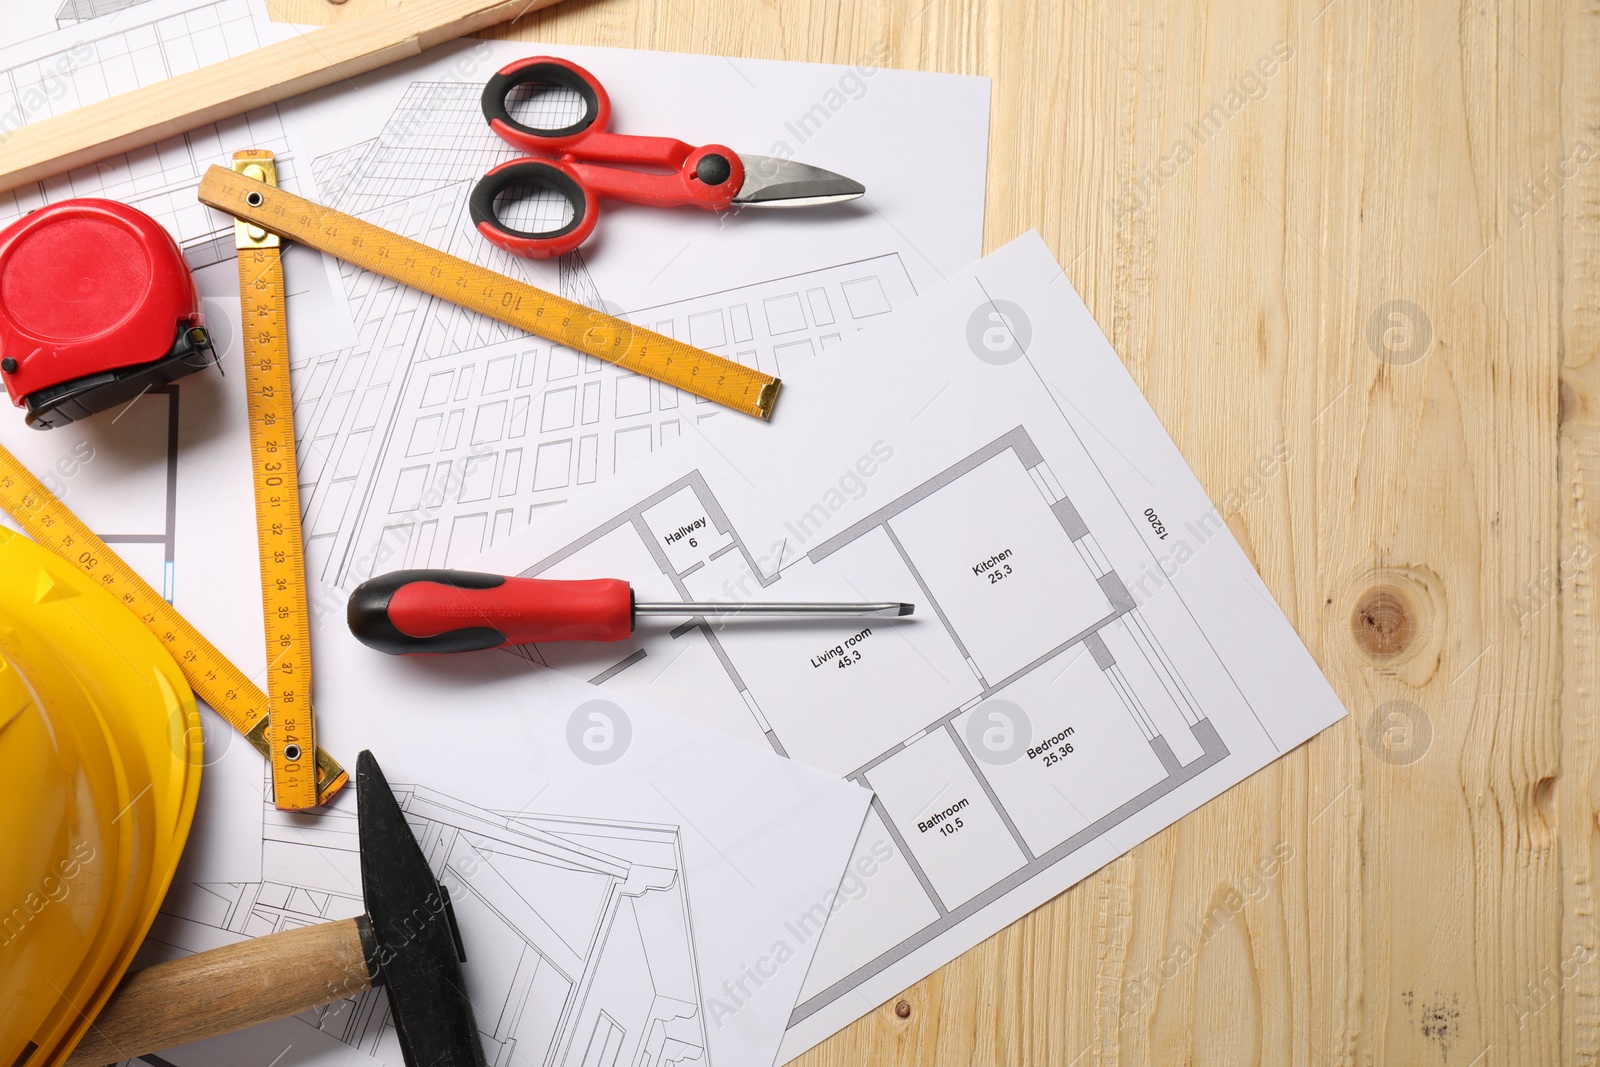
top-left (511, 427), bottom-right (1231, 1025)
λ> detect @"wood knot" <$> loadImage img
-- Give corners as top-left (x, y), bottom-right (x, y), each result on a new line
top-left (1352, 585), bottom-right (1414, 658)
top-left (1342, 566), bottom-right (1444, 681)
top-left (1560, 378), bottom-right (1582, 427)
top-left (894, 999), bottom-right (912, 1019)
top-left (1533, 775), bottom-right (1558, 844)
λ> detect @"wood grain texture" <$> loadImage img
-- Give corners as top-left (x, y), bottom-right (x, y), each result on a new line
top-left (65, 918), bottom-right (372, 1066)
top-left (256, 0), bottom-right (1593, 1061)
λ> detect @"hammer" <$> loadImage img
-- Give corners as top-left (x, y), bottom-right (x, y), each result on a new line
top-left (66, 751), bottom-right (487, 1067)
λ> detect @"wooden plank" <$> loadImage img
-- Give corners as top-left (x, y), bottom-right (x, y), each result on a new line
top-left (1559, 0), bottom-right (1600, 1063)
top-left (0, 0), bottom-right (563, 194)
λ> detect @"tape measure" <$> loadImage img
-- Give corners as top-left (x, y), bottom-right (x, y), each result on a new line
top-left (0, 198), bottom-right (217, 428)
top-left (0, 440), bottom-right (348, 803)
top-left (196, 165), bottom-right (781, 420)
top-left (231, 151), bottom-right (318, 811)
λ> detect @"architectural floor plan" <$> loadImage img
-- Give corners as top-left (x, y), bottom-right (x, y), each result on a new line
top-left (502, 426), bottom-right (1230, 1030)
top-left (470, 232), bottom-right (1347, 1056)
top-left (150, 785), bottom-right (709, 1067)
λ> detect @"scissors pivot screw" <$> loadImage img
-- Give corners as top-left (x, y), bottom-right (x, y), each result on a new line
top-left (695, 154), bottom-right (732, 186)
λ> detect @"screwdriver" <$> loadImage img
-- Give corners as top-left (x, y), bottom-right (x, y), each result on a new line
top-left (347, 568), bottom-right (915, 655)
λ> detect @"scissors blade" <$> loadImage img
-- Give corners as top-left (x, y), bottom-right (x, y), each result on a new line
top-left (734, 154), bottom-right (865, 207)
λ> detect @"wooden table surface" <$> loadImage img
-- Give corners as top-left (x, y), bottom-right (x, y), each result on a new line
top-left (269, 0), bottom-right (1593, 1062)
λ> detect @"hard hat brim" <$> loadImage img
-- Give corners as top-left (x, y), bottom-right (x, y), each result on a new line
top-left (0, 528), bottom-right (203, 1067)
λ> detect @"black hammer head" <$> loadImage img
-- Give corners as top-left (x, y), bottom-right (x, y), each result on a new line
top-left (356, 751), bottom-right (487, 1067)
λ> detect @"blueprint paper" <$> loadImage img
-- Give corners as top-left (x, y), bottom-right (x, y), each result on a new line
top-left (0, 0), bottom-right (358, 884)
top-left (112, 1019), bottom-right (385, 1067)
top-left (468, 231), bottom-right (1349, 1056)
top-left (0, 19), bottom-right (991, 1053)
top-left (279, 39), bottom-right (987, 598)
top-left (141, 623), bottom-right (873, 1067)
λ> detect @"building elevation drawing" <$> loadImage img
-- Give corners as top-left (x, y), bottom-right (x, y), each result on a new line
top-left (147, 783), bottom-right (709, 1067)
top-left (293, 80), bottom-right (916, 591)
top-left (54, 0), bottom-right (156, 27)
top-left (505, 425), bottom-right (1230, 1028)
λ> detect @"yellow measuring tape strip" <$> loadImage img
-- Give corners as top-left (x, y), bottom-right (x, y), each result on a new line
top-left (233, 150), bottom-right (318, 811)
top-left (0, 442), bottom-right (348, 803)
top-left (197, 165), bottom-right (781, 420)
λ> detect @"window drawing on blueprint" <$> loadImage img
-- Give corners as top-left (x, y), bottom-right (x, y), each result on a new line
top-left (291, 81), bottom-right (915, 591)
top-left (502, 427), bottom-right (1230, 1027)
top-left (54, 0), bottom-right (157, 27)
top-left (147, 784), bottom-right (709, 1067)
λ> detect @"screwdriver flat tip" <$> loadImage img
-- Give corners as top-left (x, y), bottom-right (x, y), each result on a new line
top-left (835, 602), bottom-right (913, 618)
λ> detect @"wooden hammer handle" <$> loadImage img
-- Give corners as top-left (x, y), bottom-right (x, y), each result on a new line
top-left (66, 916), bottom-right (376, 1066)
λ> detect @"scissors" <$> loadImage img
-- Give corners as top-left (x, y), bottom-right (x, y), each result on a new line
top-left (470, 57), bottom-right (867, 258)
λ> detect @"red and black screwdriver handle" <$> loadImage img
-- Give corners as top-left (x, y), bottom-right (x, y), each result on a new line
top-left (348, 569), bottom-right (635, 655)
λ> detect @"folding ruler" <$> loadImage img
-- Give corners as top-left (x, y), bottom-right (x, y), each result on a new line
top-left (197, 165), bottom-right (781, 420)
top-left (231, 150), bottom-right (319, 810)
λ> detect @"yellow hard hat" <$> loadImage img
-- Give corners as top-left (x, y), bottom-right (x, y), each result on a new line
top-left (0, 528), bottom-right (202, 1067)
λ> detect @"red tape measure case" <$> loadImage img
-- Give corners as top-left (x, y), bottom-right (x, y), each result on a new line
top-left (0, 199), bottom-right (214, 429)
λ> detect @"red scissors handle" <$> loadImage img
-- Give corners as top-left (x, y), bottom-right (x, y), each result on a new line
top-left (474, 57), bottom-right (744, 258)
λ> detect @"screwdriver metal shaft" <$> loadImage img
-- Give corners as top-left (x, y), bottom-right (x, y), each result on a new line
top-left (635, 601), bottom-right (913, 618)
